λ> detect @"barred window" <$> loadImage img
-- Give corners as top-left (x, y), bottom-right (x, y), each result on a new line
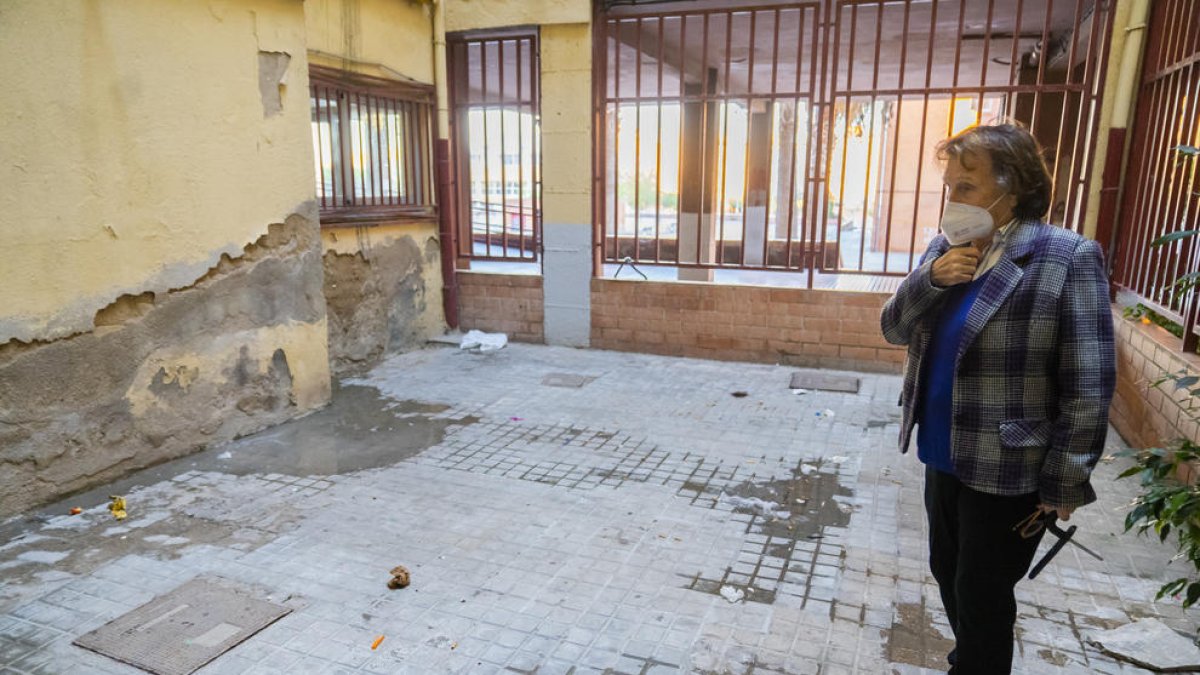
top-left (309, 66), bottom-right (436, 223)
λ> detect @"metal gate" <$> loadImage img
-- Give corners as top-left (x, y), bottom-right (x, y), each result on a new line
top-left (1111, 0), bottom-right (1200, 351)
top-left (594, 0), bottom-right (1114, 285)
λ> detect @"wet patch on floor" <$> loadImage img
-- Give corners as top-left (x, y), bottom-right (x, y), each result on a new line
top-left (885, 600), bottom-right (954, 670)
top-left (1037, 648), bottom-right (1069, 666)
top-left (682, 461), bottom-right (854, 606)
top-left (215, 383), bottom-right (476, 476)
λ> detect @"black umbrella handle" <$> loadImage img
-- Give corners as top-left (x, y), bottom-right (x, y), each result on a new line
top-left (1028, 524), bottom-right (1077, 580)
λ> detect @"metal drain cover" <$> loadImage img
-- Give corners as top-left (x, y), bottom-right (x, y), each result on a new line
top-left (789, 371), bottom-right (860, 393)
top-left (73, 576), bottom-right (292, 675)
top-left (542, 373), bottom-right (595, 388)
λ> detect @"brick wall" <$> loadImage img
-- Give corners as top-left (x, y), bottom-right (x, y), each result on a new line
top-left (457, 272), bottom-right (544, 343)
top-left (590, 278), bottom-right (905, 373)
top-left (1111, 309), bottom-right (1200, 450)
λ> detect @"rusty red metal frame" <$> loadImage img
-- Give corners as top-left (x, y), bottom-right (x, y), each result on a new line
top-left (447, 29), bottom-right (542, 262)
top-left (595, 0), bottom-right (1113, 282)
top-left (308, 67), bottom-right (436, 224)
top-left (1112, 0), bottom-right (1200, 352)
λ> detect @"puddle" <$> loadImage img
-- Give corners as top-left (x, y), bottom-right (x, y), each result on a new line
top-left (885, 601), bottom-right (955, 669)
top-left (215, 383), bottom-right (477, 477)
top-left (722, 461), bottom-right (853, 539)
top-left (1037, 648), bottom-right (1069, 666)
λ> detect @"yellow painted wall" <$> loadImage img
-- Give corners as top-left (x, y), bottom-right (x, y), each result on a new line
top-left (1082, 0), bottom-right (1137, 240)
top-left (540, 23), bottom-right (593, 227)
top-left (0, 0), bottom-right (318, 344)
top-left (445, 0), bottom-right (589, 33)
top-left (305, 0), bottom-right (434, 83)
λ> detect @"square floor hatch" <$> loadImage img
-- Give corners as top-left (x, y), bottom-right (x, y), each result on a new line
top-left (789, 371), bottom-right (861, 394)
top-left (73, 576), bottom-right (291, 675)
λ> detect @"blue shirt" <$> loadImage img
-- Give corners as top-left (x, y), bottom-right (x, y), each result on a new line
top-left (917, 271), bottom-right (991, 475)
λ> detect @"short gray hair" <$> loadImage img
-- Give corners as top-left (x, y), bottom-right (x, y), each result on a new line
top-left (935, 121), bottom-right (1052, 220)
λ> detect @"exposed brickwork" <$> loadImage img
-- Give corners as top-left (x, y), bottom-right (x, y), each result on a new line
top-left (1110, 309), bottom-right (1200, 452)
top-left (590, 279), bottom-right (905, 373)
top-left (457, 272), bottom-right (544, 344)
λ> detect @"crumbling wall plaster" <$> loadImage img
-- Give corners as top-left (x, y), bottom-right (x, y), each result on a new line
top-left (321, 223), bottom-right (446, 375)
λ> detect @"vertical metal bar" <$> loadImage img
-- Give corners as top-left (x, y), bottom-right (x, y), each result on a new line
top-left (907, 0), bottom-right (940, 272)
top-left (518, 38), bottom-right (526, 257)
top-left (499, 39), bottom-right (509, 256)
top-left (976, 0), bottom-right (996, 118)
top-left (1168, 64), bottom-right (1200, 313)
top-left (612, 21), bottom-right (622, 263)
top-left (1049, 0), bottom-right (1087, 225)
top-left (833, 4), bottom-right (857, 272)
top-left (675, 15), bottom-right (687, 266)
top-left (1142, 11), bottom-right (1189, 302)
top-left (857, 1), bottom-right (884, 272)
top-left (533, 31), bottom-right (542, 263)
top-left (634, 18), bottom-right (643, 262)
top-left (481, 40), bottom-right (492, 256)
top-left (881, 0), bottom-right (911, 274)
top-left (784, 7), bottom-right (805, 269)
top-left (696, 11), bottom-right (711, 267)
top-left (407, 100), bottom-right (419, 207)
top-left (1129, 78), bottom-right (1171, 296)
top-left (384, 98), bottom-right (394, 205)
top-left (741, 10), bottom-right (757, 268)
top-left (314, 86), bottom-right (326, 209)
top-left (945, 0), bottom-right (967, 139)
top-left (374, 95), bottom-right (384, 206)
top-left (808, 2), bottom-right (824, 288)
top-left (655, 18), bottom-right (665, 264)
top-left (1008, 0), bottom-right (1025, 112)
top-left (761, 7), bottom-right (781, 268)
top-left (355, 92), bottom-right (366, 204)
top-left (718, 11), bottom-right (733, 266)
top-left (1030, 0), bottom-right (1055, 135)
top-left (1063, 0), bottom-right (1107, 230)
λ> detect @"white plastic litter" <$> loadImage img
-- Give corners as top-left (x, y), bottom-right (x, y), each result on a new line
top-left (460, 330), bottom-right (508, 352)
top-left (792, 388), bottom-right (809, 395)
top-left (814, 408), bottom-right (836, 419)
top-left (217, 451), bottom-right (232, 460)
top-left (800, 463), bottom-right (818, 476)
top-left (720, 585), bottom-right (745, 603)
top-left (721, 494), bottom-right (789, 519)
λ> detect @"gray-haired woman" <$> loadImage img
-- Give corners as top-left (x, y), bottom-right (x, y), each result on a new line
top-left (880, 122), bottom-right (1116, 674)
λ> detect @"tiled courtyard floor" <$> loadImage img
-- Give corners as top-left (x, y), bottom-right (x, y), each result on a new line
top-left (0, 343), bottom-right (1191, 674)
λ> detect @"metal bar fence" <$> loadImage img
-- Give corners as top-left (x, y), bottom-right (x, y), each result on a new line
top-left (1112, 0), bottom-right (1200, 352)
top-left (448, 30), bottom-right (543, 262)
top-left (597, 0), bottom-right (1114, 283)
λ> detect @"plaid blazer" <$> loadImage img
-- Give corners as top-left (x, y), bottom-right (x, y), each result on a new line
top-left (880, 220), bottom-right (1116, 509)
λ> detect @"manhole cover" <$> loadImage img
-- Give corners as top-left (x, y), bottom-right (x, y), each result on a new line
top-left (73, 576), bottom-right (292, 675)
top-left (789, 371), bottom-right (860, 393)
top-left (541, 373), bottom-right (595, 388)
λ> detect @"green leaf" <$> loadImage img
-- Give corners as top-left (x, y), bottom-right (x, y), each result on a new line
top-left (1185, 582), bottom-right (1200, 608)
top-left (1117, 465), bottom-right (1144, 480)
top-left (1176, 376), bottom-right (1200, 389)
top-left (1157, 577), bottom-right (1188, 600)
top-left (1152, 230), bottom-right (1200, 246)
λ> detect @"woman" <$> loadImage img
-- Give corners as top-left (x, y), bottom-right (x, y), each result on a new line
top-left (880, 123), bottom-right (1116, 674)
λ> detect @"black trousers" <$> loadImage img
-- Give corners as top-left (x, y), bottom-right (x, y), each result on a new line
top-left (924, 466), bottom-right (1045, 675)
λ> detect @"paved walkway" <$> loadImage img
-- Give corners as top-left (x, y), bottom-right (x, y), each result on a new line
top-left (0, 343), bottom-right (1190, 674)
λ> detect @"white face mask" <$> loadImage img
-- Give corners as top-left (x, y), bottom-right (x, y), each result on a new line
top-left (940, 194), bottom-right (1006, 245)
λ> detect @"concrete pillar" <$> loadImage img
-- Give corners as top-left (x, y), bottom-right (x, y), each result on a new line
top-left (540, 23), bottom-right (592, 347)
top-left (677, 69), bottom-right (719, 282)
